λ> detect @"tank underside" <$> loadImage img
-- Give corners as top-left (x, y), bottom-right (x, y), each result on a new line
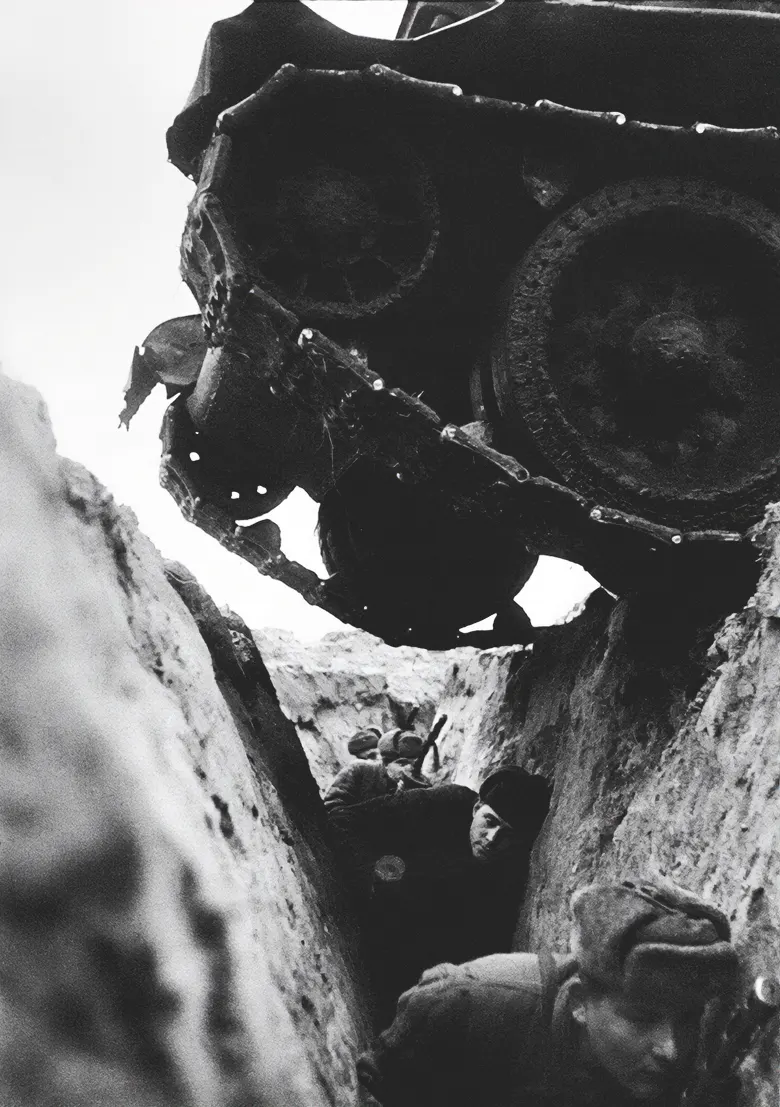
top-left (126, 1), bottom-right (780, 646)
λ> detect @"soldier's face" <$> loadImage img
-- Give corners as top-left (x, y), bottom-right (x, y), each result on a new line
top-left (575, 987), bottom-right (701, 1099)
top-left (469, 802), bottom-right (518, 863)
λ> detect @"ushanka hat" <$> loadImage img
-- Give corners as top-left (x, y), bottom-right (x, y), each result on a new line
top-left (478, 766), bottom-right (551, 832)
top-left (378, 729), bottom-right (424, 759)
top-left (347, 728), bottom-right (381, 756)
top-left (571, 878), bottom-right (740, 1006)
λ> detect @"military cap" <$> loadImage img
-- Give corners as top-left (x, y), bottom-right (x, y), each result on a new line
top-left (571, 878), bottom-right (740, 1006)
top-left (378, 729), bottom-right (424, 759)
top-left (478, 766), bottom-right (551, 832)
top-left (347, 728), bottom-right (381, 756)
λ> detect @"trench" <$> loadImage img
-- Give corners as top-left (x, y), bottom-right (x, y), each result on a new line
top-left (1, 372), bottom-right (778, 1106)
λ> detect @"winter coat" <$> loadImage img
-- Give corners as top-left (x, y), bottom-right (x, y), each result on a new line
top-left (329, 786), bottom-right (528, 1017)
top-left (323, 760), bottom-right (397, 813)
top-left (358, 953), bottom-right (689, 1107)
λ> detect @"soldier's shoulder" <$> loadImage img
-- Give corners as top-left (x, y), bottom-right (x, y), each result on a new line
top-left (424, 783), bottom-right (479, 811)
top-left (344, 760), bottom-right (386, 784)
top-left (383, 954), bottom-right (546, 1061)
top-left (353, 759), bottom-right (385, 777)
top-left (412, 953), bottom-right (544, 1008)
top-left (330, 761), bottom-right (360, 780)
top-left (379, 781), bottom-right (476, 821)
top-left (458, 952), bottom-right (544, 994)
top-left (439, 782), bottom-right (479, 800)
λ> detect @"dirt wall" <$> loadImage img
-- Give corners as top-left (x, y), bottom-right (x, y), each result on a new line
top-left (256, 628), bottom-right (469, 791)
top-left (0, 374), bottom-right (370, 1107)
top-left (432, 565), bottom-right (779, 1104)
top-left (5, 362), bottom-right (777, 1105)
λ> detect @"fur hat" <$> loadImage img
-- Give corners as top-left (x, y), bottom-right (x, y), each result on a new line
top-left (571, 878), bottom-right (740, 1006)
top-left (378, 729), bottom-right (424, 760)
top-left (478, 766), bottom-right (551, 833)
top-left (347, 728), bottom-right (381, 756)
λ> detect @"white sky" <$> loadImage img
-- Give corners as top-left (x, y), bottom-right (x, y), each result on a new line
top-left (0, 1), bottom-right (595, 639)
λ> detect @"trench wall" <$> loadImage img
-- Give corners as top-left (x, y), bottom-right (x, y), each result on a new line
top-left (256, 627), bottom-right (468, 791)
top-left (0, 374), bottom-right (370, 1107)
top-left (433, 556), bottom-right (780, 1105)
top-left (5, 363), bottom-right (778, 1105)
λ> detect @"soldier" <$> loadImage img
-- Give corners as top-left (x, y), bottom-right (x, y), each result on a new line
top-left (357, 878), bottom-right (741, 1107)
top-left (331, 766), bottom-right (550, 1024)
top-left (347, 727), bottom-right (382, 762)
top-left (324, 729), bottom-right (428, 813)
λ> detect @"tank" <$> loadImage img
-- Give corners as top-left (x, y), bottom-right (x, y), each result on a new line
top-left (126, 0), bottom-right (780, 647)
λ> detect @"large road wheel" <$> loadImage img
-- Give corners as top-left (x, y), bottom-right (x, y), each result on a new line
top-left (231, 119), bottom-right (439, 322)
top-left (492, 178), bottom-right (780, 531)
top-left (318, 459), bottom-right (537, 647)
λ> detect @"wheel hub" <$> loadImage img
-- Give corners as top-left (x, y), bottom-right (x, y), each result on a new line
top-left (276, 166), bottom-right (381, 263)
top-left (629, 313), bottom-right (711, 395)
top-left (232, 117), bottom-right (439, 320)
top-left (617, 308), bottom-right (742, 445)
top-left (492, 178), bottom-right (780, 529)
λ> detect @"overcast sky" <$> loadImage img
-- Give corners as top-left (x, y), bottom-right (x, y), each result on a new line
top-left (0, 1), bottom-right (595, 639)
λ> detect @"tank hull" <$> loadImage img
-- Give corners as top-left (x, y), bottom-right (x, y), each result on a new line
top-left (129, 0), bottom-right (780, 644)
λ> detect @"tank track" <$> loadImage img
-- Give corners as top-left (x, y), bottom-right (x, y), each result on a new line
top-left (210, 63), bottom-right (780, 196)
top-left (158, 309), bottom-right (751, 650)
top-left (216, 61), bottom-right (780, 144)
top-left (156, 62), bottom-right (772, 646)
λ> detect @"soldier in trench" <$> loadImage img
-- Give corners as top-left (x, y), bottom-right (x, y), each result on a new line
top-left (323, 728), bottom-right (432, 813)
top-left (328, 766), bottom-right (551, 1024)
top-left (347, 727), bottom-right (383, 762)
top-left (357, 878), bottom-right (742, 1107)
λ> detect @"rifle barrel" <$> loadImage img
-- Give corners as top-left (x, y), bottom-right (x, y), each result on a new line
top-left (413, 713), bottom-right (448, 774)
